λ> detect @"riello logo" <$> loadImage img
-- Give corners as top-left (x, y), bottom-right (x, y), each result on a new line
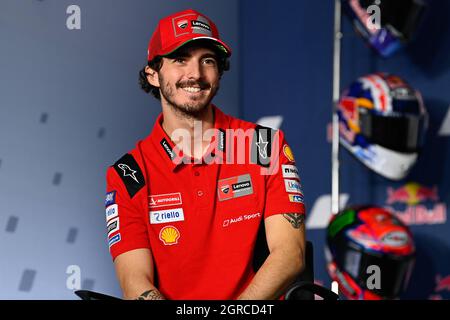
top-left (385, 182), bottom-right (447, 225)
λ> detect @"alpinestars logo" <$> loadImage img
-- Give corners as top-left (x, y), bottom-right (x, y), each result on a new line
top-left (117, 164), bottom-right (139, 183)
top-left (256, 132), bottom-right (268, 159)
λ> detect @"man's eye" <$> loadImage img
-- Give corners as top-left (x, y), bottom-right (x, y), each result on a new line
top-left (174, 58), bottom-right (185, 64)
top-left (203, 58), bottom-right (217, 65)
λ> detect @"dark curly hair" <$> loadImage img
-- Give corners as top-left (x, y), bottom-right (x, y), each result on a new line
top-left (139, 39), bottom-right (230, 100)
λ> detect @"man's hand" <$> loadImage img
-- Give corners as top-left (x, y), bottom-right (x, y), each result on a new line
top-left (136, 289), bottom-right (166, 300)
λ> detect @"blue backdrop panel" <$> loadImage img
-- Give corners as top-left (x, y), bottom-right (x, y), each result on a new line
top-left (0, 0), bottom-right (239, 299)
top-left (241, 0), bottom-right (450, 299)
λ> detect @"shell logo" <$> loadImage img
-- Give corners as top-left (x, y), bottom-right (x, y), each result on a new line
top-left (159, 226), bottom-right (180, 245)
top-left (283, 144), bottom-right (295, 163)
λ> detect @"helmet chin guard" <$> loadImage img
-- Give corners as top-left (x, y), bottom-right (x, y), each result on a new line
top-left (340, 138), bottom-right (418, 180)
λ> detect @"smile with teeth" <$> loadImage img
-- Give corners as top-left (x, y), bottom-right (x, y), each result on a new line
top-left (181, 87), bottom-right (206, 93)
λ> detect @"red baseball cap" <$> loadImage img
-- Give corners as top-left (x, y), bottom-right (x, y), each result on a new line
top-left (147, 9), bottom-right (232, 62)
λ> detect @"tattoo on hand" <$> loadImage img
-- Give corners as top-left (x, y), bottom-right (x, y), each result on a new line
top-left (137, 289), bottom-right (165, 300)
top-left (283, 213), bottom-right (305, 229)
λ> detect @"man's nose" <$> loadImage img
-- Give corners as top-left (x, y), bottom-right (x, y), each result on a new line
top-left (185, 60), bottom-right (203, 79)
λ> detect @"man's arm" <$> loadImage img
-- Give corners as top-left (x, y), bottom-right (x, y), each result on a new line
top-left (237, 213), bottom-right (306, 300)
top-left (114, 248), bottom-right (165, 300)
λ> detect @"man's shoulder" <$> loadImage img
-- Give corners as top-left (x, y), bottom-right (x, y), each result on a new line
top-left (108, 141), bottom-right (145, 166)
top-left (225, 113), bottom-right (284, 139)
top-left (106, 141), bottom-right (148, 198)
top-left (225, 112), bottom-right (266, 131)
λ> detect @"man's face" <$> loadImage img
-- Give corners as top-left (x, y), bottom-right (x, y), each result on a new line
top-left (154, 46), bottom-right (221, 117)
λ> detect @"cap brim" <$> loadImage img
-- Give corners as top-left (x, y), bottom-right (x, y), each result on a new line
top-left (161, 36), bottom-right (232, 58)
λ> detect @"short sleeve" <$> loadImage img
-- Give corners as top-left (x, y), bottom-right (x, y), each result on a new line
top-left (105, 166), bottom-right (150, 261)
top-left (263, 130), bottom-right (306, 219)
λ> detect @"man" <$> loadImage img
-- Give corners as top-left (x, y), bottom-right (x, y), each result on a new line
top-left (105, 9), bottom-right (306, 300)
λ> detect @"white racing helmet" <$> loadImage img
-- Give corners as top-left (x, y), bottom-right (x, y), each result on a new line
top-left (338, 73), bottom-right (428, 180)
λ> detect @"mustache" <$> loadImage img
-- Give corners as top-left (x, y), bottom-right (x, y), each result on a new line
top-left (176, 80), bottom-right (211, 90)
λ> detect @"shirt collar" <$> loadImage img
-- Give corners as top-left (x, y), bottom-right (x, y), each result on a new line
top-left (145, 104), bottom-right (230, 171)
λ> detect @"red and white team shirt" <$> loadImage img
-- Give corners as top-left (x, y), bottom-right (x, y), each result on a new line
top-left (105, 105), bottom-right (305, 299)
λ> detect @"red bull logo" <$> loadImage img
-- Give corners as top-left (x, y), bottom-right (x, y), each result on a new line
top-left (429, 274), bottom-right (450, 300)
top-left (385, 182), bottom-right (446, 225)
top-left (387, 182), bottom-right (438, 206)
top-left (435, 274), bottom-right (450, 292)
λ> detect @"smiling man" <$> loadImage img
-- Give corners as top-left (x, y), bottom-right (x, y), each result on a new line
top-left (105, 9), bottom-right (306, 300)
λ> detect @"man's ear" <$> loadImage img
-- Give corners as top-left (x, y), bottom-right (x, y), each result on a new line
top-left (145, 66), bottom-right (160, 87)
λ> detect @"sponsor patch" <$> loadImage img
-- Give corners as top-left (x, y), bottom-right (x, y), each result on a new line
top-left (283, 144), bottom-right (295, 162)
top-left (150, 208), bottom-right (185, 224)
top-left (289, 194), bottom-right (304, 203)
top-left (108, 233), bottom-right (121, 248)
top-left (218, 174), bottom-right (254, 201)
top-left (107, 217), bottom-right (120, 237)
top-left (105, 204), bottom-right (118, 221)
top-left (251, 125), bottom-right (274, 168)
top-left (161, 138), bottom-right (176, 160)
top-left (218, 129), bottom-right (226, 152)
top-left (113, 153), bottom-right (145, 198)
top-left (285, 179), bottom-right (303, 194)
top-left (191, 20), bottom-right (211, 31)
top-left (282, 165), bottom-right (300, 179)
top-left (222, 213), bottom-right (261, 227)
top-left (149, 192), bottom-right (182, 209)
top-left (105, 191), bottom-right (116, 207)
top-left (159, 226), bottom-right (180, 245)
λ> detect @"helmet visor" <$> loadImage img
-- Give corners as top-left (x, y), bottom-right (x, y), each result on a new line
top-left (338, 244), bottom-right (415, 299)
top-left (358, 251), bottom-right (415, 299)
top-left (358, 108), bottom-right (427, 153)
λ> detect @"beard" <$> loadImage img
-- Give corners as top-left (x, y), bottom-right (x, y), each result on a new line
top-left (159, 75), bottom-right (220, 119)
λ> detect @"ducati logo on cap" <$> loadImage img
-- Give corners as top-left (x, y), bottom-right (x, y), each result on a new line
top-left (177, 20), bottom-right (188, 29)
top-left (172, 13), bottom-right (212, 37)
